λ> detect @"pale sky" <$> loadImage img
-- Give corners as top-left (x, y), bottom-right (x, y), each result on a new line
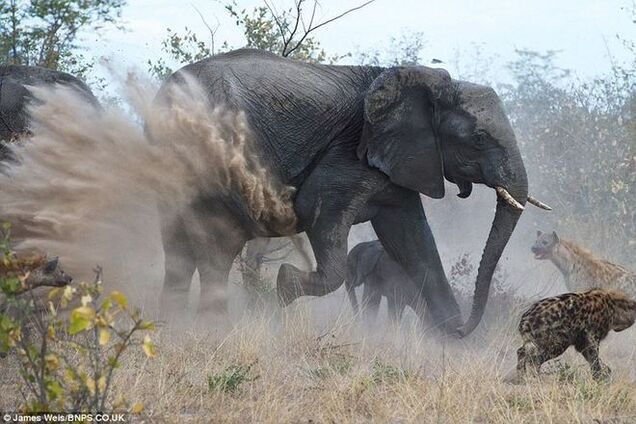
top-left (88, 0), bottom-right (634, 82)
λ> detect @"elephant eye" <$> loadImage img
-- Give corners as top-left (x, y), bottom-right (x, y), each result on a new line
top-left (473, 130), bottom-right (488, 148)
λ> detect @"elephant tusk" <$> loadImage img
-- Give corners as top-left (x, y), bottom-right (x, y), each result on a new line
top-left (495, 187), bottom-right (524, 211)
top-left (527, 195), bottom-right (552, 211)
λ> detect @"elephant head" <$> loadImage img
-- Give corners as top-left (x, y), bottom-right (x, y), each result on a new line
top-left (358, 66), bottom-right (550, 336)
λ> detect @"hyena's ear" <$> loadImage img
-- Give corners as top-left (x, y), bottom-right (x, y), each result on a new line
top-left (536, 230), bottom-right (543, 238)
top-left (552, 231), bottom-right (559, 242)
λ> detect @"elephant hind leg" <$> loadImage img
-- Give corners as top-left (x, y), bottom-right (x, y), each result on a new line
top-left (159, 213), bottom-right (197, 319)
top-left (189, 214), bottom-right (247, 316)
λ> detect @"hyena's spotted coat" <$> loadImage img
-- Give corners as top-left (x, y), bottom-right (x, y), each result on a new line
top-left (532, 231), bottom-right (635, 296)
top-left (0, 252), bottom-right (72, 357)
top-left (517, 288), bottom-right (636, 380)
top-left (0, 253), bottom-right (72, 295)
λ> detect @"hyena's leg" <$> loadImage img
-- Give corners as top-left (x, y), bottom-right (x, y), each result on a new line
top-left (516, 345), bottom-right (528, 377)
top-left (520, 341), bottom-right (545, 377)
top-left (577, 334), bottom-right (611, 380)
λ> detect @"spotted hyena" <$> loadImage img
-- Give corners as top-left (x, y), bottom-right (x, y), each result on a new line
top-left (532, 231), bottom-right (636, 296)
top-left (0, 253), bottom-right (72, 296)
top-left (0, 253), bottom-right (72, 357)
top-left (516, 288), bottom-right (636, 380)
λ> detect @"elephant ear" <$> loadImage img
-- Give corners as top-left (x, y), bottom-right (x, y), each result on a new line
top-left (358, 67), bottom-right (452, 198)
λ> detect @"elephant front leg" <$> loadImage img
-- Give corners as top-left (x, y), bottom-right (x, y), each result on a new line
top-left (277, 147), bottom-right (384, 306)
top-left (277, 220), bottom-right (349, 305)
top-left (371, 191), bottom-right (462, 332)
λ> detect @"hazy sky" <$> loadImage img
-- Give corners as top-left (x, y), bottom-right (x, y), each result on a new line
top-left (90, 0), bottom-right (634, 81)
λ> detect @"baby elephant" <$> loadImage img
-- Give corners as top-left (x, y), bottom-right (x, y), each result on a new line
top-left (517, 288), bottom-right (636, 380)
top-left (345, 240), bottom-right (423, 323)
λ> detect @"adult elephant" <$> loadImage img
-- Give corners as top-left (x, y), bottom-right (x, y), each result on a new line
top-left (0, 65), bottom-right (97, 144)
top-left (0, 65), bottom-right (98, 235)
top-left (157, 49), bottom-right (549, 336)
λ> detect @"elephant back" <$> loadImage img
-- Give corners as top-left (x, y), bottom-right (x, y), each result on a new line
top-left (0, 65), bottom-right (98, 142)
top-left (158, 49), bottom-right (384, 184)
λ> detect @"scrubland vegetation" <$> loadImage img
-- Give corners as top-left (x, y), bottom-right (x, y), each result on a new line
top-left (0, 1), bottom-right (634, 422)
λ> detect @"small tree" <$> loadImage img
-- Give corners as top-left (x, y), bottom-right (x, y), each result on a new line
top-left (148, 0), bottom-right (373, 80)
top-left (355, 31), bottom-right (427, 67)
top-left (0, 0), bottom-right (125, 77)
top-left (0, 228), bottom-right (156, 412)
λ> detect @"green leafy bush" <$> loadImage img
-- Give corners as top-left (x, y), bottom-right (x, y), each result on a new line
top-left (207, 363), bottom-right (259, 394)
top-left (0, 235), bottom-right (156, 413)
top-left (501, 50), bottom-right (635, 261)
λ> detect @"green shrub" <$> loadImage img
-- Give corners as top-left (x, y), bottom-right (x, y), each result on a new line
top-left (0, 232), bottom-right (156, 413)
top-left (371, 358), bottom-right (410, 384)
top-left (207, 363), bottom-right (259, 394)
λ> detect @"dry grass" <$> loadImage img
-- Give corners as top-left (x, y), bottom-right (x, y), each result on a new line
top-left (3, 296), bottom-right (635, 423)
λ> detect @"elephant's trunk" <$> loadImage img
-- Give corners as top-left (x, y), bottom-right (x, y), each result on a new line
top-left (457, 156), bottom-right (528, 337)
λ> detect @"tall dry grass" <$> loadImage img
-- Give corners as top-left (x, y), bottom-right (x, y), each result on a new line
top-left (2, 293), bottom-right (634, 423)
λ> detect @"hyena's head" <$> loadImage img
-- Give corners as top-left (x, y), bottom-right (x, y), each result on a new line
top-left (609, 290), bottom-right (636, 332)
top-left (531, 230), bottom-right (560, 260)
top-left (24, 257), bottom-right (73, 289)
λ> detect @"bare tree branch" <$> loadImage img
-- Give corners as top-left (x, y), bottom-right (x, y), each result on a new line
top-left (306, 0), bottom-right (318, 34)
top-left (192, 4), bottom-right (220, 54)
top-left (280, 0), bottom-right (305, 56)
top-left (283, 0), bottom-right (375, 57)
top-left (264, 0), bottom-right (289, 48)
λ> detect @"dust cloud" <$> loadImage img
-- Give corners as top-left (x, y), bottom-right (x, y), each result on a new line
top-left (0, 73), bottom-right (296, 300)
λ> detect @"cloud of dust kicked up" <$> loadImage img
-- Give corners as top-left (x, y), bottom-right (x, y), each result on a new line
top-left (0, 74), bottom-right (297, 260)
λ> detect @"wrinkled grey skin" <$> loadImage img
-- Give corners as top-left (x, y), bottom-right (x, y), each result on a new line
top-left (158, 49), bottom-right (528, 336)
top-left (345, 240), bottom-right (426, 324)
top-left (0, 65), bottom-right (97, 165)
